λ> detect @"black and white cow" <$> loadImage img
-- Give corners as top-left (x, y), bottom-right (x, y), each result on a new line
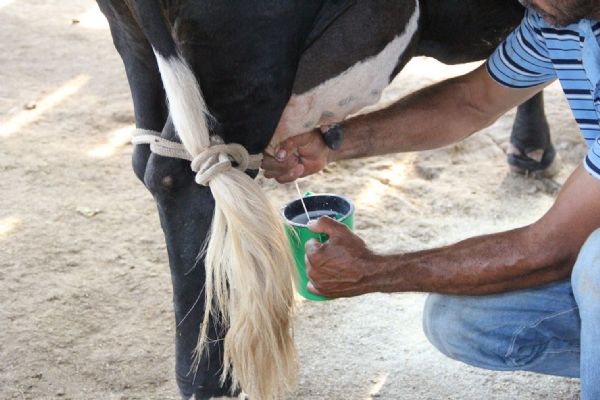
top-left (97, 1), bottom-right (553, 398)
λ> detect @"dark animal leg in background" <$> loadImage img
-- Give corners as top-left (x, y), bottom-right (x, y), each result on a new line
top-left (415, 1), bottom-right (557, 176)
top-left (508, 91), bottom-right (556, 175)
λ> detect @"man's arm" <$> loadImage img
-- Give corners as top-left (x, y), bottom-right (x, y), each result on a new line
top-left (305, 165), bottom-right (600, 297)
top-left (262, 63), bottom-right (550, 182)
top-left (330, 63), bottom-right (549, 161)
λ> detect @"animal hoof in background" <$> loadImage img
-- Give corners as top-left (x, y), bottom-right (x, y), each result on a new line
top-left (507, 143), bottom-right (559, 178)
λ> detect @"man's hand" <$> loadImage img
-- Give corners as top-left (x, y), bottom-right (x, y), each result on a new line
top-left (262, 129), bottom-right (330, 183)
top-left (304, 216), bottom-right (377, 297)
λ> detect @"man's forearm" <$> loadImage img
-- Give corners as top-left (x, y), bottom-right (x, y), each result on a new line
top-left (329, 73), bottom-right (492, 162)
top-left (365, 227), bottom-right (575, 295)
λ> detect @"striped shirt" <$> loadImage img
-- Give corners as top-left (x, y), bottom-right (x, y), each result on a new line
top-left (486, 9), bottom-right (600, 180)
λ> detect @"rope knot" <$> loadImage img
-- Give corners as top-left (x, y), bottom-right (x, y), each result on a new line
top-left (131, 130), bottom-right (263, 186)
top-left (191, 137), bottom-right (251, 186)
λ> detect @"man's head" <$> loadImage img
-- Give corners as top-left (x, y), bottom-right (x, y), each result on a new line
top-left (520, 0), bottom-right (599, 26)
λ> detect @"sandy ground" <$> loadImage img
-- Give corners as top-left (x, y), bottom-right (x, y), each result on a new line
top-left (0, 1), bottom-right (585, 399)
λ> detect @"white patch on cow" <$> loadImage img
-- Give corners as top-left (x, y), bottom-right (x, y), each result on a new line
top-left (271, 0), bottom-right (420, 146)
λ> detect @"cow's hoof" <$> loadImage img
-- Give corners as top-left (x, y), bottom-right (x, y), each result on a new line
top-left (507, 143), bottom-right (559, 178)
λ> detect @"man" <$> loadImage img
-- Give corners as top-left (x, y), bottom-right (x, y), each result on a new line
top-left (262, 1), bottom-right (600, 398)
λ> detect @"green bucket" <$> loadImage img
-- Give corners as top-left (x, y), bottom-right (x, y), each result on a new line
top-left (281, 193), bottom-right (355, 301)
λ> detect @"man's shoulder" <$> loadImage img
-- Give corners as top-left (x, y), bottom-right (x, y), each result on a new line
top-left (523, 7), bottom-right (582, 33)
top-left (522, 8), bottom-right (550, 31)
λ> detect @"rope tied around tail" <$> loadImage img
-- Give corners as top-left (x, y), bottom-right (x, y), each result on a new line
top-left (191, 137), bottom-right (251, 186)
top-left (132, 128), bottom-right (262, 186)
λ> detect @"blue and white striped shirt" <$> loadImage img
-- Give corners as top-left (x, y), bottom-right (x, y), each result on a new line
top-left (487, 9), bottom-right (600, 180)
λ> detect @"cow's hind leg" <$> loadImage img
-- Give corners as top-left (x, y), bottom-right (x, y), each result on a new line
top-left (98, 2), bottom-right (232, 398)
top-left (143, 124), bottom-right (236, 399)
top-left (508, 91), bottom-right (557, 176)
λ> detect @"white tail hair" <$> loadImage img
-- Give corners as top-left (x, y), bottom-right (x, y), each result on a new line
top-left (154, 51), bottom-right (298, 399)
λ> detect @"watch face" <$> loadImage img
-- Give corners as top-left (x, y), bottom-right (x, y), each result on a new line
top-left (322, 124), bottom-right (344, 150)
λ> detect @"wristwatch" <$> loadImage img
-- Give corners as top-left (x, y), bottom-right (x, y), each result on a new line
top-left (320, 123), bottom-right (344, 150)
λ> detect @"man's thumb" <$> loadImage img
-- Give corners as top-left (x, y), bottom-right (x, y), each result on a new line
top-left (307, 216), bottom-right (347, 236)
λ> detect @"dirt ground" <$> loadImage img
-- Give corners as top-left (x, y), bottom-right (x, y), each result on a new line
top-left (0, 1), bottom-right (585, 399)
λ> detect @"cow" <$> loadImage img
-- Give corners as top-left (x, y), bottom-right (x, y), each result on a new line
top-left (96, 1), bottom-right (554, 398)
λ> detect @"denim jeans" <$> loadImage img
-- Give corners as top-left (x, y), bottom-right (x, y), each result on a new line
top-left (423, 228), bottom-right (600, 399)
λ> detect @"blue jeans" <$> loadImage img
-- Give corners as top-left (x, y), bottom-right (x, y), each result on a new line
top-left (423, 229), bottom-right (600, 399)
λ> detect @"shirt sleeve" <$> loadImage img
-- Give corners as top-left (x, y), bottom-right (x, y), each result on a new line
top-left (486, 9), bottom-right (557, 88)
top-left (585, 138), bottom-right (600, 179)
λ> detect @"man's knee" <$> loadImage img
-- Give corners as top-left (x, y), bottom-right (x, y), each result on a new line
top-left (572, 228), bottom-right (600, 305)
top-left (423, 294), bottom-right (471, 360)
top-left (423, 293), bottom-right (516, 370)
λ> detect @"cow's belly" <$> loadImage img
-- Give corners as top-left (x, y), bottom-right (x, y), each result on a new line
top-left (270, 0), bottom-right (420, 148)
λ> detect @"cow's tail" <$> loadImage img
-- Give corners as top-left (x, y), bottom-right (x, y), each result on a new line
top-left (134, 3), bottom-right (298, 399)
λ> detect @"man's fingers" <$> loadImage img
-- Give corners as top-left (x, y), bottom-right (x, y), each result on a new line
top-left (305, 238), bottom-right (322, 257)
top-left (292, 163), bottom-right (304, 177)
top-left (304, 240), bottom-right (323, 296)
top-left (274, 148), bottom-right (288, 161)
top-left (261, 154), bottom-right (299, 178)
top-left (274, 164), bottom-right (305, 183)
top-left (261, 153), bottom-right (297, 170)
top-left (307, 216), bottom-right (349, 237)
top-left (277, 130), bottom-right (319, 156)
top-left (306, 281), bottom-right (324, 295)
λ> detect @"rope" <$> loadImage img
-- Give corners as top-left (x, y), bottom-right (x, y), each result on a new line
top-left (131, 128), bottom-right (263, 186)
top-left (132, 129), bottom-right (193, 161)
